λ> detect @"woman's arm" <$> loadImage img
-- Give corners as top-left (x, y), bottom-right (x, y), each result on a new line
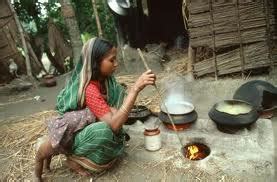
top-left (100, 70), bottom-right (155, 132)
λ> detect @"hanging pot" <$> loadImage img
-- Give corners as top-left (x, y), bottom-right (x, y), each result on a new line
top-left (208, 100), bottom-right (259, 127)
top-left (107, 0), bottom-right (130, 16)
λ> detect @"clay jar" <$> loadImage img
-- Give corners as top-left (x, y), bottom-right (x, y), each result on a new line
top-left (42, 74), bottom-right (57, 87)
top-left (144, 128), bottom-right (161, 151)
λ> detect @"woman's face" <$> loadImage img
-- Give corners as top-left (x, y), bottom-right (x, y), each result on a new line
top-left (100, 47), bottom-right (118, 77)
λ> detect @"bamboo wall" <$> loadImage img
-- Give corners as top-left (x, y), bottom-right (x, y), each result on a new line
top-left (187, 0), bottom-right (276, 77)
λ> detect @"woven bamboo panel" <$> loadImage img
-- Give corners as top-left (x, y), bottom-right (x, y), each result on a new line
top-left (194, 42), bottom-right (270, 76)
top-left (188, 0), bottom-right (209, 14)
top-left (190, 26), bottom-right (266, 48)
top-left (189, 1), bottom-right (268, 48)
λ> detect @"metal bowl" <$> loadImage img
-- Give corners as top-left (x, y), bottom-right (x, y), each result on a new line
top-left (107, 0), bottom-right (129, 16)
top-left (158, 110), bottom-right (197, 124)
top-left (160, 101), bottom-right (195, 115)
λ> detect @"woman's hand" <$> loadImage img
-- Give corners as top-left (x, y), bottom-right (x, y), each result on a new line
top-left (133, 70), bottom-right (156, 93)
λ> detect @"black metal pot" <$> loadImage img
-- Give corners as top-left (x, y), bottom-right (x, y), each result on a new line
top-left (160, 101), bottom-right (195, 115)
top-left (126, 105), bottom-right (151, 125)
top-left (233, 80), bottom-right (277, 111)
top-left (158, 110), bottom-right (198, 125)
top-left (208, 100), bottom-right (259, 127)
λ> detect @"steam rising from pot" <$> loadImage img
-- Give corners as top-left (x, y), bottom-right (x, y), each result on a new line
top-left (162, 74), bottom-right (191, 105)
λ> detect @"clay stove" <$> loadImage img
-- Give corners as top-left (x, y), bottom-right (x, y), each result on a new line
top-left (124, 117), bottom-right (275, 180)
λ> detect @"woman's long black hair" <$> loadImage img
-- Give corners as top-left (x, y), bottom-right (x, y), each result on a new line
top-left (91, 38), bottom-right (114, 80)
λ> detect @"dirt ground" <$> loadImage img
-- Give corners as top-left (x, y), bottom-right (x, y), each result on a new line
top-left (1, 56), bottom-right (277, 181)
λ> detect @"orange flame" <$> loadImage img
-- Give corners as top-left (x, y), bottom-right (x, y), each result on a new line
top-left (187, 145), bottom-right (200, 160)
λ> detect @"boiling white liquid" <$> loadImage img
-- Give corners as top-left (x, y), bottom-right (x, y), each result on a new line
top-left (215, 102), bottom-right (252, 115)
top-left (162, 102), bottom-right (194, 114)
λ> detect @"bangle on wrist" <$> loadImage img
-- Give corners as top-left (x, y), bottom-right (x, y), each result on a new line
top-left (120, 104), bottom-right (129, 115)
top-left (131, 86), bottom-right (140, 93)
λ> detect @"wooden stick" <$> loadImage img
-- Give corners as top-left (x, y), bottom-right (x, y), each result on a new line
top-left (91, 0), bottom-right (103, 38)
top-left (235, 0), bottom-right (245, 78)
top-left (208, 0), bottom-right (218, 80)
top-left (137, 48), bottom-right (183, 147)
top-left (187, 45), bottom-right (195, 81)
top-left (263, 0), bottom-right (273, 69)
top-left (7, 0), bottom-right (32, 77)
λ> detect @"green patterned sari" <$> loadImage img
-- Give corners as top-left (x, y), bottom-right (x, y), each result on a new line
top-left (55, 38), bottom-right (126, 167)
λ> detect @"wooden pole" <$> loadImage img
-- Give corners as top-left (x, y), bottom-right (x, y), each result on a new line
top-left (92, 0), bottom-right (103, 38)
top-left (102, 0), bottom-right (109, 21)
top-left (235, 0), bottom-right (245, 78)
top-left (209, 0), bottom-right (218, 80)
top-left (263, 0), bottom-right (273, 69)
top-left (187, 45), bottom-right (195, 81)
top-left (7, 0), bottom-right (32, 77)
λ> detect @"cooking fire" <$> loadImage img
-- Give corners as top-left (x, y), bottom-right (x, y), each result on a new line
top-left (184, 143), bottom-right (210, 160)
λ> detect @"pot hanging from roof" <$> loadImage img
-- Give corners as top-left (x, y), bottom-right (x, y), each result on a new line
top-left (107, 0), bottom-right (131, 16)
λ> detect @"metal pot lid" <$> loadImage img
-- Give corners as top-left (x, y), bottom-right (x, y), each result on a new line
top-left (160, 101), bottom-right (194, 115)
top-left (107, 0), bottom-right (130, 16)
top-left (215, 100), bottom-right (253, 115)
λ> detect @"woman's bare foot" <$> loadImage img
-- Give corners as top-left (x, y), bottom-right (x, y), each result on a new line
top-left (66, 158), bottom-right (91, 176)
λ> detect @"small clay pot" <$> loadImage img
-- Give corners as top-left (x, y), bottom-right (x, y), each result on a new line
top-left (42, 74), bottom-right (57, 87)
top-left (144, 128), bottom-right (160, 136)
